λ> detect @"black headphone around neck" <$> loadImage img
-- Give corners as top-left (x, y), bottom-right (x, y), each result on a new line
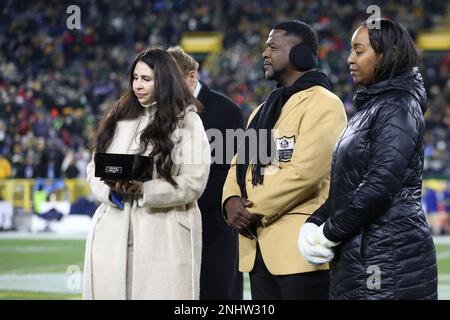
top-left (289, 43), bottom-right (319, 71)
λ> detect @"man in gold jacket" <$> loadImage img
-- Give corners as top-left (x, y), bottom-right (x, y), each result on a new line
top-left (222, 20), bottom-right (347, 299)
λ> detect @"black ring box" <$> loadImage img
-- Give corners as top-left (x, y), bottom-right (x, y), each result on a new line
top-left (94, 153), bottom-right (153, 181)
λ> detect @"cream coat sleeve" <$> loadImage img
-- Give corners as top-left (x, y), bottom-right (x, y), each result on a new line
top-left (139, 111), bottom-right (211, 208)
top-left (86, 157), bottom-right (116, 206)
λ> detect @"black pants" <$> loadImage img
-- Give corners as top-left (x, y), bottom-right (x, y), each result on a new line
top-left (200, 207), bottom-right (243, 299)
top-left (250, 244), bottom-right (329, 300)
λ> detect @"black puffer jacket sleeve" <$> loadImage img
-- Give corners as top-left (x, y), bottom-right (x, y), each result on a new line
top-left (323, 100), bottom-right (422, 242)
top-left (306, 197), bottom-right (330, 226)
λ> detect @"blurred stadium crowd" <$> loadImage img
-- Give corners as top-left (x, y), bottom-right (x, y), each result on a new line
top-left (0, 0), bottom-right (448, 181)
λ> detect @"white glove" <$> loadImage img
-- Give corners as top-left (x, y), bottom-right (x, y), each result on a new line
top-left (317, 223), bottom-right (340, 248)
top-left (298, 223), bottom-right (318, 252)
top-left (298, 223), bottom-right (334, 265)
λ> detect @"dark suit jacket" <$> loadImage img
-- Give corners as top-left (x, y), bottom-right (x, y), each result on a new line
top-left (197, 81), bottom-right (245, 300)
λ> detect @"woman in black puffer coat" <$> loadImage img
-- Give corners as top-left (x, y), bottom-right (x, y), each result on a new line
top-left (299, 19), bottom-right (438, 299)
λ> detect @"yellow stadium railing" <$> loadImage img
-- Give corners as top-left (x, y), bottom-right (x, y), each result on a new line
top-left (0, 179), bottom-right (92, 212)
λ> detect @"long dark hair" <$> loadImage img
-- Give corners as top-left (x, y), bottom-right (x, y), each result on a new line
top-left (362, 18), bottom-right (421, 83)
top-left (91, 47), bottom-right (202, 185)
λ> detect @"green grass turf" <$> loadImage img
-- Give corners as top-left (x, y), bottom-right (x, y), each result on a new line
top-left (0, 290), bottom-right (81, 300)
top-left (0, 238), bottom-right (449, 299)
top-left (436, 244), bottom-right (450, 274)
top-left (0, 239), bottom-right (85, 274)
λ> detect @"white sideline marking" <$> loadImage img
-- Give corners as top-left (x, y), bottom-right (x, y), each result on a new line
top-left (438, 274), bottom-right (450, 282)
top-left (433, 236), bottom-right (450, 245)
top-left (0, 232), bottom-right (87, 240)
top-left (437, 251), bottom-right (450, 261)
top-left (0, 273), bottom-right (82, 294)
top-left (0, 246), bottom-right (70, 253)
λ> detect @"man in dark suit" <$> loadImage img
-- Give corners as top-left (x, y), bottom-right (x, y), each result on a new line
top-left (169, 46), bottom-right (244, 300)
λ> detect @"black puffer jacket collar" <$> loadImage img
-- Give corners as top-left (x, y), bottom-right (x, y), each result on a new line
top-left (353, 68), bottom-right (427, 113)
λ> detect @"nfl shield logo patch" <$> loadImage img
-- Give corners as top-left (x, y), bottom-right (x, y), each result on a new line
top-left (276, 135), bottom-right (295, 162)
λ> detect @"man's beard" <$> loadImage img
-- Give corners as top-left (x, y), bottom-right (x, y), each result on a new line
top-left (265, 68), bottom-right (283, 82)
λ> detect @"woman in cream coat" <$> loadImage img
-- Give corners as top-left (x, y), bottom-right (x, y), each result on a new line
top-left (83, 48), bottom-right (210, 300)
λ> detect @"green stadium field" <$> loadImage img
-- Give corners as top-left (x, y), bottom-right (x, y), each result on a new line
top-left (0, 234), bottom-right (449, 300)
